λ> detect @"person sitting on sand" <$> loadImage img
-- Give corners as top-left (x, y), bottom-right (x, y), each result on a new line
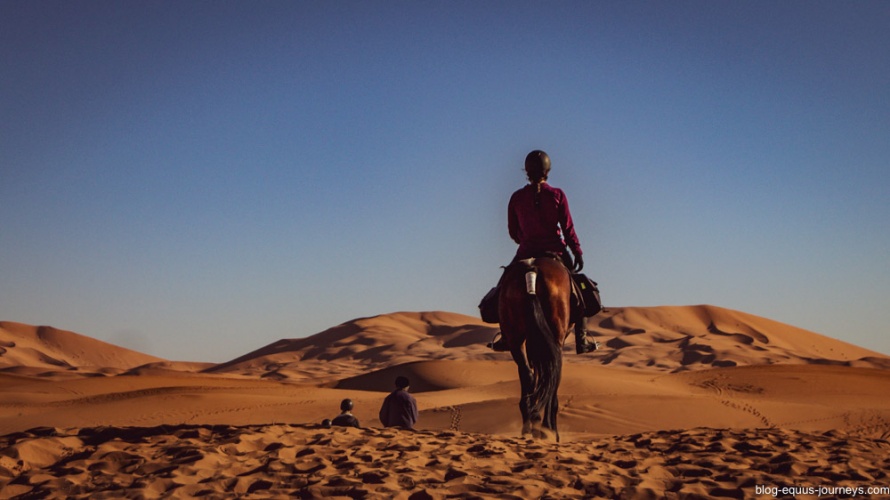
top-left (331, 398), bottom-right (360, 428)
top-left (486, 150), bottom-right (598, 354)
top-left (378, 376), bottom-right (418, 430)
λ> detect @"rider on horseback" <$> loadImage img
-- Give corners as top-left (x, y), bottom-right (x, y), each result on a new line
top-left (488, 150), bottom-right (599, 354)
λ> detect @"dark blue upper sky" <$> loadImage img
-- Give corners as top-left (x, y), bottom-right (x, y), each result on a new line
top-left (2, 1), bottom-right (888, 360)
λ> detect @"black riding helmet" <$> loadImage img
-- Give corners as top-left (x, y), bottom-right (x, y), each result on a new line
top-left (340, 398), bottom-right (354, 412)
top-left (525, 150), bottom-right (551, 182)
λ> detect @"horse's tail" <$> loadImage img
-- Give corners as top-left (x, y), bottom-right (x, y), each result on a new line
top-left (525, 287), bottom-right (563, 428)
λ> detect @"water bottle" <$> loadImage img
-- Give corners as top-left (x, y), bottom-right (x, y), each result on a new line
top-left (525, 271), bottom-right (537, 295)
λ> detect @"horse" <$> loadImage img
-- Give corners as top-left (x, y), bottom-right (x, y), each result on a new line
top-left (498, 254), bottom-right (572, 441)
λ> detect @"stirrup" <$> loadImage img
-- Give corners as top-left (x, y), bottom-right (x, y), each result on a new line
top-left (575, 336), bottom-right (601, 354)
top-left (487, 332), bottom-right (509, 352)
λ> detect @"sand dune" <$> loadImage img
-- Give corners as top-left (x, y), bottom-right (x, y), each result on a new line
top-left (587, 305), bottom-right (890, 372)
top-left (204, 311), bottom-right (503, 383)
top-left (205, 306), bottom-right (889, 383)
top-left (0, 322), bottom-right (164, 377)
top-left (1, 306), bottom-right (889, 498)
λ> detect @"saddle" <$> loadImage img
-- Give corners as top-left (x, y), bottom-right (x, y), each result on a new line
top-left (478, 255), bottom-right (601, 324)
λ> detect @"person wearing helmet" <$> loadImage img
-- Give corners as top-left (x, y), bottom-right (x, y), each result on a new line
top-left (331, 398), bottom-right (360, 428)
top-left (487, 150), bottom-right (599, 354)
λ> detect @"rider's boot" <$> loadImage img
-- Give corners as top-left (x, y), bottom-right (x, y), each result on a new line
top-left (574, 322), bottom-right (599, 354)
top-left (488, 332), bottom-right (510, 352)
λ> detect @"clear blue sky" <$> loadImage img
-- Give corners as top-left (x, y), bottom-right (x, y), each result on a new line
top-left (2, 1), bottom-right (888, 361)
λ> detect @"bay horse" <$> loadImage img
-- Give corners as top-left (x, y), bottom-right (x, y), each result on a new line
top-left (498, 255), bottom-right (572, 441)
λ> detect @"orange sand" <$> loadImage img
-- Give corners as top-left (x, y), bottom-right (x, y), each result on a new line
top-left (2, 306), bottom-right (889, 498)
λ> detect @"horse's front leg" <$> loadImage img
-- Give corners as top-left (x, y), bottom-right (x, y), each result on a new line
top-left (510, 346), bottom-right (534, 436)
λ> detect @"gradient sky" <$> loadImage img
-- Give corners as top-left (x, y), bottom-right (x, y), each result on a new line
top-left (2, 1), bottom-right (888, 362)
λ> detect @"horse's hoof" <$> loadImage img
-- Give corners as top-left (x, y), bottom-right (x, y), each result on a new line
top-left (530, 425), bottom-right (558, 442)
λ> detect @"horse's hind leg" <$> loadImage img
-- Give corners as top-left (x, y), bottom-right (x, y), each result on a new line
top-left (510, 347), bottom-right (534, 436)
top-left (531, 394), bottom-right (560, 442)
top-left (548, 394), bottom-right (560, 443)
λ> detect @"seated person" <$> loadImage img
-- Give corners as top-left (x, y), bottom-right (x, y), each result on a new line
top-left (378, 376), bottom-right (418, 430)
top-left (331, 398), bottom-right (360, 428)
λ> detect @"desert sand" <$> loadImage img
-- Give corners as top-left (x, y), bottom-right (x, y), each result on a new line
top-left (1, 306), bottom-right (889, 499)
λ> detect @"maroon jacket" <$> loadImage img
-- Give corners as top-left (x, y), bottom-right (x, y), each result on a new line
top-left (508, 182), bottom-right (582, 259)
